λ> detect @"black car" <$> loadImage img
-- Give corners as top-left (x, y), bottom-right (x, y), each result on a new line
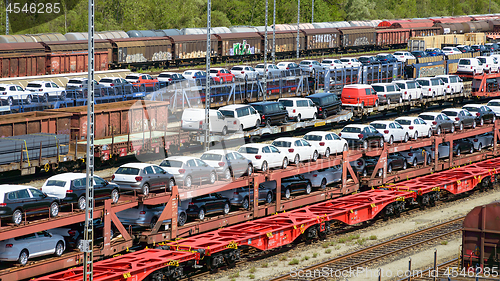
top-left (279, 175), bottom-right (312, 199)
top-left (453, 139), bottom-right (474, 156)
top-left (362, 152), bottom-right (407, 177)
top-left (250, 101), bottom-right (288, 126)
top-left (99, 77), bottom-right (136, 94)
top-left (66, 78), bottom-right (108, 97)
top-left (462, 105), bottom-right (496, 126)
top-left (358, 56), bottom-right (380, 65)
top-left (157, 72), bottom-right (187, 86)
top-left (471, 45), bottom-right (487, 54)
top-left (375, 54), bottom-right (398, 64)
top-left (339, 125), bottom-right (385, 149)
top-left (485, 43), bottom-right (500, 52)
top-left (411, 51), bottom-right (427, 58)
top-left (0, 185), bottom-right (60, 225)
top-left (457, 45), bottom-right (472, 53)
top-left (60, 218), bottom-right (117, 251)
top-left (186, 193), bottom-right (230, 221)
top-left (306, 92), bottom-right (341, 119)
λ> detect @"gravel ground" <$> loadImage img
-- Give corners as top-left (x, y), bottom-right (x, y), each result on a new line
top-left (205, 187), bottom-right (500, 281)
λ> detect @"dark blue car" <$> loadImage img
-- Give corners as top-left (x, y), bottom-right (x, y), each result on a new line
top-left (424, 48), bottom-right (445, 57)
top-left (375, 53), bottom-right (398, 64)
top-left (411, 51), bottom-right (427, 58)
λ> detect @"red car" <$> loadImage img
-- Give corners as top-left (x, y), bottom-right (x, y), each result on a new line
top-left (209, 68), bottom-right (235, 83)
top-left (125, 74), bottom-right (159, 91)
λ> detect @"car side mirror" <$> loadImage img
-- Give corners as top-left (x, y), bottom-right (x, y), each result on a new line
top-left (42, 192), bottom-right (48, 198)
top-left (104, 180), bottom-right (109, 186)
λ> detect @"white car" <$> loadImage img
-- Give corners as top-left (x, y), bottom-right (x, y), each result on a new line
top-left (415, 77), bottom-right (445, 98)
top-left (339, 57), bottom-right (362, 68)
top-left (25, 80), bottom-right (66, 101)
top-left (219, 104), bottom-right (260, 130)
top-left (303, 131), bottom-right (348, 158)
top-left (255, 63), bottom-right (282, 78)
top-left (182, 70), bottom-right (204, 82)
top-left (394, 80), bottom-right (423, 101)
top-left (393, 51), bottom-right (415, 62)
top-left (278, 98), bottom-right (318, 122)
top-left (321, 58), bottom-right (345, 69)
top-left (237, 144), bottom-right (288, 172)
top-left (0, 84), bottom-right (34, 105)
top-left (477, 56), bottom-right (499, 73)
top-left (457, 58), bottom-right (483, 75)
top-left (300, 165), bottom-right (342, 189)
top-left (230, 65), bottom-right (259, 80)
top-left (395, 117), bottom-right (433, 139)
top-left (181, 108), bottom-right (239, 135)
top-left (442, 47), bottom-right (462, 55)
top-left (486, 99), bottom-right (500, 116)
top-left (436, 75), bottom-right (464, 95)
top-left (370, 121), bottom-right (410, 144)
top-left (0, 231), bottom-right (65, 265)
top-left (271, 137), bottom-right (318, 165)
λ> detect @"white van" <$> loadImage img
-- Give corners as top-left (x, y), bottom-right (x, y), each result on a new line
top-left (219, 104), bottom-right (261, 130)
top-left (278, 98), bottom-right (318, 122)
top-left (181, 108), bottom-right (239, 135)
top-left (457, 58), bottom-right (483, 75)
top-left (436, 75), bottom-right (464, 95)
top-left (415, 77), bottom-right (445, 98)
top-left (477, 56), bottom-right (499, 73)
top-left (394, 80), bottom-right (423, 101)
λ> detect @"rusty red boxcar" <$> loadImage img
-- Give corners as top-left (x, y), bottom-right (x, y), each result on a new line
top-left (0, 42), bottom-right (46, 78)
top-left (0, 111), bottom-right (72, 138)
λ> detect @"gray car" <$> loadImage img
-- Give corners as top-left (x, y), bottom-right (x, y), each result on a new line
top-left (116, 202), bottom-right (188, 228)
top-left (0, 231), bottom-right (65, 265)
top-left (111, 163), bottom-right (175, 196)
top-left (441, 108), bottom-right (476, 131)
top-left (219, 184), bottom-right (275, 210)
top-left (418, 113), bottom-right (455, 135)
top-left (159, 156), bottom-right (217, 188)
top-left (400, 148), bottom-right (431, 167)
top-left (371, 83), bottom-right (403, 105)
top-left (255, 63), bottom-right (282, 78)
top-left (467, 133), bottom-right (494, 151)
top-left (423, 142), bottom-right (451, 160)
top-left (200, 150), bottom-right (253, 181)
top-left (299, 60), bottom-right (325, 74)
top-left (300, 165), bottom-right (342, 189)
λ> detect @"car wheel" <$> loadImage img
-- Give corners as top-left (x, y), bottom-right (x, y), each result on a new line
top-left (149, 217), bottom-right (158, 229)
top-left (413, 158), bottom-right (417, 167)
top-left (428, 130), bottom-right (432, 138)
top-left (312, 150), bottom-right (318, 162)
top-left (388, 164), bottom-right (393, 173)
top-left (266, 118), bottom-right (272, 127)
top-left (223, 169), bottom-right (231, 180)
top-left (459, 122), bottom-right (463, 131)
top-left (242, 197), bottom-right (250, 210)
top-left (387, 98), bottom-right (391, 105)
top-left (450, 125), bottom-right (455, 133)
top-left (294, 154), bottom-right (300, 165)
top-left (478, 143), bottom-right (482, 151)
top-left (480, 118), bottom-right (484, 126)
top-left (470, 145), bottom-right (474, 154)
top-left (284, 188), bottom-right (291, 199)
top-left (363, 140), bottom-right (368, 150)
top-left (473, 120), bottom-right (477, 128)
top-left (12, 209), bottom-right (23, 225)
top-left (247, 164), bottom-right (253, 176)
top-left (343, 144), bottom-right (348, 152)
top-left (389, 136), bottom-right (394, 145)
top-left (142, 184), bottom-right (150, 196)
top-left (324, 148), bottom-right (331, 158)
top-left (320, 178), bottom-right (327, 190)
top-left (54, 241), bottom-right (64, 257)
top-left (266, 192), bottom-right (273, 203)
top-left (457, 149), bottom-right (461, 156)
top-left (111, 189), bottom-right (120, 204)
top-left (222, 126), bottom-right (227, 136)
top-left (7, 97), bottom-right (13, 106)
top-left (377, 169), bottom-right (383, 177)
top-left (255, 120), bottom-right (261, 128)
top-left (185, 176), bottom-right (192, 188)
top-left (261, 161), bottom-right (268, 172)
top-left (282, 157), bottom-right (288, 169)
top-left (404, 133), bottom-right (409, 143)
top-left (76, 239), bottom-right (83, 252)
top-left (305, 183), bottom-right (312, 194)
top-left (323, 110), bottom-right (328, 119)
top-left (178, 212), bottom-right (187, 227)
top-left (296, 114), bottom-right (301, 122)
top-left (379, 138), bottom-right (384, 147)
top-left (209, 172), bottom-right (216, 184)
top-left (375, 100), bottom-right (379, 107)
top-left (18, 250), bottom-right (29, 266)
top-left (140, 85), bottom-right (145, 92)
top-left (403, 161), bottom-right (407, 170)
top-left (223, 202), bottom-right (230, 215)
top-left (169, 178), bottom-right (176, 191)
top-left (78, 196), bottom-right (86, 210)
top-left (198, 208), bottom-right (206, 221)
top-left (362, 168), bottom-right (367, 177)
top-left (312, 113), bottom-right (317, 121)
top-left (26, 95), bottom-right (32, 104)
top-left (436, 126), bottom-right (441, 136)
top-left (44, 93), bottom-right (49, 102)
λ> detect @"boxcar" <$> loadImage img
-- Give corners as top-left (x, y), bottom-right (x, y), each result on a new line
top-left (302, 28), bottom-right (340, 55)
top-left (0, 42), bottom-right (46, 78)
top-left (215, 32), bottom-right (262, 61)
top-left (170, 34), bottom-right (218, 64)
top-left (338, 27), bottom-right (376, 51)
top-left (376, 28), bottom-right (410, 49)
top-left (258, 30), bottom-right (305, 58)
top-left (108, 37), bottom-right (172, 68)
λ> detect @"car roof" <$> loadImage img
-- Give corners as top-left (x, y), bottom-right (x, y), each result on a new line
top-left (159, 72), bottom-right (178, 75)
top-left (240, 143), bottom-right (269, 148)
top-left (305, 131), bottom-right (331, 136)
top-left (68, 77), bottom-right (86, 81)
top-left (442, 108), bottom-right (462, 112)
top-left (396, 116), bottom-right (420, 120)
top-left (279, 97), bottom-right (311, 101)
top-left (343, 84), bottom-right (372, 89)
top-left (339, 57), bottom-right (356, 59)
top-left (0, 184), bottom-right (37, 195)
top-left (488, 99), bottom-right (500, 102)
top-left (307, 92), bottom-right (334, 97)
top-left (46, 172), bottom-right (88, 181)
top-left (394, 80), bottom-right (415, 83)
top-left (463, 104), bottom-right (482, 107)
top-left (210, 68), bottom-right (225, 71)
top-left (416, 77), bottom-right (432, 80)
top-left (163, 156), bottom-right (198, 161)
top-left (376, 53), bottom-right (390, 56)
top-left (0, 83), bottom-right (17, 87)
top-left (358, 55), bottom-right (373, 58)
top-left (250, 101), bottom-right (279, 105)
top-left (419, 112), bottom-right (440, 116)
top-left (371, 83), bottom-right (393, 86)
top-left (203, 149), bottom-right (237, 155)
top-left (219, 104), bottom-right (251, 110)
top-left (100, 76), bottom-right (120, 79)
top-left (231, 65), bottom-right (252, 68)
top-left (344, 124), bottom-right (369, 129)
top-left (273, 137), bottom-right (303, 142)
top-left (371, 121), bottom-right (395, 124)
top-left (119, 163), bottom-right (156, 169)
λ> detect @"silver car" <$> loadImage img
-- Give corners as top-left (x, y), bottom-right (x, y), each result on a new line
top-left (159, 156), bottom-right (217, 188)
top-left (255, 63), bottom-right (282, 78)
top-left (0, 231), bottom-right (65, 265)
top-left (299, 60), bottom-right (325, 74)
top-left (467, 133), bottom-right (494, 151)
top-left (423, 142), bottom-right (451, 160)
top-left (111, 163), bottom-right (175, 196)
top-left (418, 113), bottom-right (455, 135)
top-left (200, 150), bottom-right (253, 181)
top-left (116, 202), bottom-right (188, 228)
top-left (219, 184), bottom-right (275, 210)
top-left (441, 108), bottom-right (476, 131)
top-left (301, 165), bottom-right (342, 189)
top-left (400, 148), bottom-right (431, 167)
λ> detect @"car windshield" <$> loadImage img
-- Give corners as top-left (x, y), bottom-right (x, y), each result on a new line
top-left (255, 65), bottom-right (264, 69)
top-left (159, 160), bottom-right (183, 168)
top-left (100, 78), bottom-right (113, 83)
top-left (416, 80), bottom-right (429, 86)
top-left (219, 110), bottom-right (234, 117)
top-left (459, 60), bottom-right (471, 65)
top-left (304, 135), bottom-right (322, 141)
top-left (440, 77), bottom-right (449, 83)
top-left (488, 101), bottom-right (500, 106)
top-left (125, 75), bottom-right (139, 80)
top-left (419, 115), bottom-right (435, 121)
top-left (463, 106), bottom-right (478, 112)
top-left (45, 180), bottom-right (66, 187)
top-left (340, 59), bottom-right (349, 62)
top-left (358, 57), bottom-right (370, 62)
top-left (394, 52), bottom-right (404, 55)
top-left (200, 154), bottom-right (222, 161)
top-left (442, 111), bottom-right (457, 116)
top-left (478, 58), bottom-right (487, 63)
top-left (372, 85), bottom-right (385, 92)
top-left (371, 123), bottom-right (387, 129)
top-left (238, 147), bottom-right (259, 154)
top-left (232, 67), bottom-right (242, 70)
top-left (396, 119), bottom-right (411, 125)
top-left (68, 79), bottom-right (83, 84)
top-left (115, 167), bottom-right (140, 175)
top-left (0, 87), bottom-right (5, 91)
top-left (158, 74), bottom-right (171, 78)
top-left (272, 141), bottom-right (291, 147)
top-left (375, 55), bottom-right (386, 59)
top-left (26, 83), bottom-right (42, 88)
top-left (341, 127), bottom-right (361, 133)
top-left (280, 100), bottom-right (293, 107)
top-left (210, 70), bottom-right (218, 73)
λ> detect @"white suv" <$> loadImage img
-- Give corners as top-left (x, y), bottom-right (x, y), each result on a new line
top-left (25, 80), bottom-right (66, 101)
top-left (477, 56), bottom-right (499, 73)
top-left (393, 51), bottom-right (415, 62)
top-left (394, 80), bottom-right (423, 101)
top-left (219, 104), bottom-right (261, 130)
top-left (230, 65), bottom-right (259, 80)
top-left (0, 84), bottom-right (34, 105)
top-left (457, 58), bottom-right (483, 75)
top-left (278, 98), bottom-right (318, 122)
top-left (442, 47), bottom-right (461, 55)
top-left (436, 75), bottom-right (464, 95)
top-left (415, 77), bottom-right (445, 98)
top-left (237, 144), bottom-right (288, 172)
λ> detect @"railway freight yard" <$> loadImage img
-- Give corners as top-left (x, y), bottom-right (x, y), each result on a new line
top-left (3, 8), bottom-right (500, 281)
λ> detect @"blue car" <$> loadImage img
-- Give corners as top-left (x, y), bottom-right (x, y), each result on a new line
top-left (424, 48), bottom-right (445, 57)
top-left (375, 53), bottom-right (398, 64)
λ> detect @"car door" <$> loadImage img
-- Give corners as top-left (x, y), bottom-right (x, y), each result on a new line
top-left (324, 133), bottom-right (337, 153)
top-left (440, 114), bottom-right (453, 131)
top-left (27, 188), bottom-right (51, 213)
top-left (213, 193), bottom-right (227, 211)
top-left (185, 159), bottom-right (199, 183)
top-left (17, 233), bottom-right (40, 257)
top-left (249, 106), bottom-right (259, 125)
top-left (393, 122), bottom-right (406, 141)
top-left (143, 166), bottom-right (158, 188)
top-left (36, 231), bottom-right (56, 254)
top-left (233, 152), bottom-right (249, 176)
top-left (300, 139), bottom-right (314, 160)
top-left (153, 165), bottom-right (169, 189)
top-left (483, 106), bottom-right (494, 121)
top-left (268, 145), bottom-right (283, 167)
top-left (196, 159), bottom-right (211, 181)
top-left (93, 176), bottom-right (109, 199)
top-left (239, 107), bottom-right (251, 128)
top-left (204, 194), bottom-right (219, 213)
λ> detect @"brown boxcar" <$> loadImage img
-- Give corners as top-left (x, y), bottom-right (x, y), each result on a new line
top-left (462, 200), bottom-right (500, 269)
top-left (489, 20), bottom-right (500, 32)
top-left (41, 40), bottom-right (112, 74)
top-left (258, 30), bottom-right (305, 57)
top-left (170, 34), bottom-right (218, 61)
top-left (376, 28), bottom-right (410, 49)
top-left (109, 37), bottom-right (172, 68)
top-left (47, 100), bottom-right (170, 141)
top-left (338, 27), bottom-right (376, 50)
top-left (215, 32), bottom-right (261, 60)
top-left (462, 21), bottom-right (491, 33)
top-left (0, 111), bottom-right (72, 138)
top-left (301, 28), bottom-right (340, 54)
top-left (0, 42), bottom-right (46, 78)
top-left (435, 22), bottom-right (466, 34)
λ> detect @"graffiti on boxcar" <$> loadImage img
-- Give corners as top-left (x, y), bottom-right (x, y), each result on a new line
top-left (310, 34), bottom-right (338, 48)
top-left (418, 65), bottom-right (445, 77)
top-left (126, 53), bottom-right (147, 63)
top-left (132, 118), bottom-right (157, 132)
top-left (152, 51), bottom-right (172, 61)
top-left (353, 37), bottom-right (370, 46)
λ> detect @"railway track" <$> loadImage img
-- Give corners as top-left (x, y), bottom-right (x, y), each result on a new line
top-left (269, 217), bottom-right (464, 281)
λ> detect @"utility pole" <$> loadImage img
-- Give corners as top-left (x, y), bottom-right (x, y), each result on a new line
top-left (272, 0), bottom-right (276, 64)
top-left (296, 0), bottom-right (300, 59)
top-left (204, 0), bottom-right (211, 151)
top-left (83, 0), bottom-right (95, 278)
top-left (311, 0), bottom-right (314, 23)
top-left (264, 0), bottom-right (268, 100)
